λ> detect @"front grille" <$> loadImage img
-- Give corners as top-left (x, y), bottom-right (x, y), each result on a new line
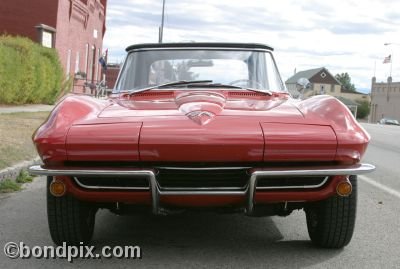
top-left (256, 176), bottom-right (329, 189)
top-left (72, 169), bottom-right (329, 192)
top-left (74, 176), bottom-right (149, 190)
top-left (156, 168), bottom-right (250, 191)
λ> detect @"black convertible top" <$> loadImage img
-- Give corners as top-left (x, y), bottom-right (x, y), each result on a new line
top-left (126, 42), bottom-right (274, 52)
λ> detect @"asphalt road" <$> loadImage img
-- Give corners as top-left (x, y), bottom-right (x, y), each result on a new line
top-left (0, 123), bottom-right (399, 268)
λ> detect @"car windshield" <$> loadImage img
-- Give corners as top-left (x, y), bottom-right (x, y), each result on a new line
top-left (115, 48), bottom-right (286, 93)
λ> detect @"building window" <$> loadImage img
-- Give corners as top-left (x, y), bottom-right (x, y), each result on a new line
top-left (84, 44), bottom-right (89, 75)
top-left (320, 72), bottom-right (326, 78)
top-left (66, 49), bottom-right (72, 76)
top-left (88, 45), bottom-right (96, 81)
top-left (95, 48), bottom-right (100, 81)
top-left (42, 31), bottom-right (53, 48)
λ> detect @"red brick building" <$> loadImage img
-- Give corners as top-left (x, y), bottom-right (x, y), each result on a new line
top-left (0, 0), bottom-right (107, 83)
top-left (105, 64), bottom-right (121, 89)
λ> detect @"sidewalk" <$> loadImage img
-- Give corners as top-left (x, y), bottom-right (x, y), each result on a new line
top-left (0, 104), bottom-right (54, 114)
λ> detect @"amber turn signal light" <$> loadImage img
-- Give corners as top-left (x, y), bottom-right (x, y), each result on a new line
top-left (49, 180), bottom-right (66, 197)
top-left (336, 179), bottom-right (352, 196)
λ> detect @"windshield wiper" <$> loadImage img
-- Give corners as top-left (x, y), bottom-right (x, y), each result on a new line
top-left (198, 83), bottom-right (273, 96)
top-left (242, 87), bottom-right (273, 96)
top-left (126, 80), bottom-right (272, 96)
top-left (127, 80), bottom-right (213, 95)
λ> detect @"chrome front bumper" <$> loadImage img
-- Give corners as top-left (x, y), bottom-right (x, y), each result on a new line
top-left (29, 163), bottom-right (375, 215)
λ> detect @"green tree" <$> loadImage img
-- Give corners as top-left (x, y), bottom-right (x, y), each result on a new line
top-left (335, 72), bottom-right (356, 92)
top-left (356, 100), bottom-right (370, 119)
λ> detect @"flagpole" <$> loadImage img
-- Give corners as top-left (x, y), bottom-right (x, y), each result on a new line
top-left (384, 42), bottom-right (399, 78)
top-left (390, 53), bottom-right (393, 77)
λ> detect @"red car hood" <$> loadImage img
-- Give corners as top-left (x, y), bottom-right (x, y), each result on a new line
top-left (68, 90), bottom-right (334, 163)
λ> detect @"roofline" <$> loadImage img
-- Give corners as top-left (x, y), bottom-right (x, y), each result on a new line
top-left (285, 67), bottom-right (342, 85)
top-left (125, 42), bottom-right (274, 52)
top-left (318, 67), bottom-right (342, 85)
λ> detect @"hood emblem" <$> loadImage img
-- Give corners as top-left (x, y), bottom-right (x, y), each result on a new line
top-left (186, 110), bottom-right (216, 125)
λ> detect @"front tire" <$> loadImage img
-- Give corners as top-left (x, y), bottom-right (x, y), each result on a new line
top-left (47, 177), bottom-right (96, 245)
top-left (305, 175), bottom-right (357, 248)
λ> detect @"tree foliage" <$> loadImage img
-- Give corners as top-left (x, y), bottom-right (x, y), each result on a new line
top-left (335, 72), bottom-right (356, 92)
top-left (356, 100), bottom-right (370, 119)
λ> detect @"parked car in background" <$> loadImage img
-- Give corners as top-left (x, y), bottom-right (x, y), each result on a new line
top-left (378, 118), bottom-right (400, 126)
top-left (29, 42), bottom-right (375, 249)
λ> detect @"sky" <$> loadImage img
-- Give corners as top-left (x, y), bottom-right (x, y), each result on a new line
top-left (103, 0), bottom-right (400, 93)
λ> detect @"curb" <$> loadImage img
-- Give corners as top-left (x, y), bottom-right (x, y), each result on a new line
top-left (0, 157), bottom-right (42, 182)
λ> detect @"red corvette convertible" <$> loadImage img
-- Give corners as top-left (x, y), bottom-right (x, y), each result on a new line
top-left (29, 43), bottom-right (375, 248)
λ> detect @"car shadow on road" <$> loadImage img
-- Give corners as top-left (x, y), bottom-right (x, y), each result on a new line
top-left (91, 209), bottom-right (343, 268)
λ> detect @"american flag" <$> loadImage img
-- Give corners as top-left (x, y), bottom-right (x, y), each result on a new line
top-left (383, 54), bottom-right (391, 64)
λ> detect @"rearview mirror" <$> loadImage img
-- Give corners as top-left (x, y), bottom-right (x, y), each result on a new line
top-left (187, 60), bottom-right (214, 67)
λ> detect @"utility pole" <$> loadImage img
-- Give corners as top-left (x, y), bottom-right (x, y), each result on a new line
top-left (159, 0), bottom-right (166, 43)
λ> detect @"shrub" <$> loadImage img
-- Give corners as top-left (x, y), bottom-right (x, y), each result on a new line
top-left (0, 35), bottom-right (64, 104)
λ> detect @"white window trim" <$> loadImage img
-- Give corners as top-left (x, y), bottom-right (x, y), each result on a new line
top-left (75, 51), bottom-right (80, 74)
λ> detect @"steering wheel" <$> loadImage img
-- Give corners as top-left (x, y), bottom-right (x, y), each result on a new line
top-left (229, 79), bottom-right (263, 89)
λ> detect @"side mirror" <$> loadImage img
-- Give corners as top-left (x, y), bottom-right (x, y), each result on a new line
top-left (296, 78), bottom-right (311, 99)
